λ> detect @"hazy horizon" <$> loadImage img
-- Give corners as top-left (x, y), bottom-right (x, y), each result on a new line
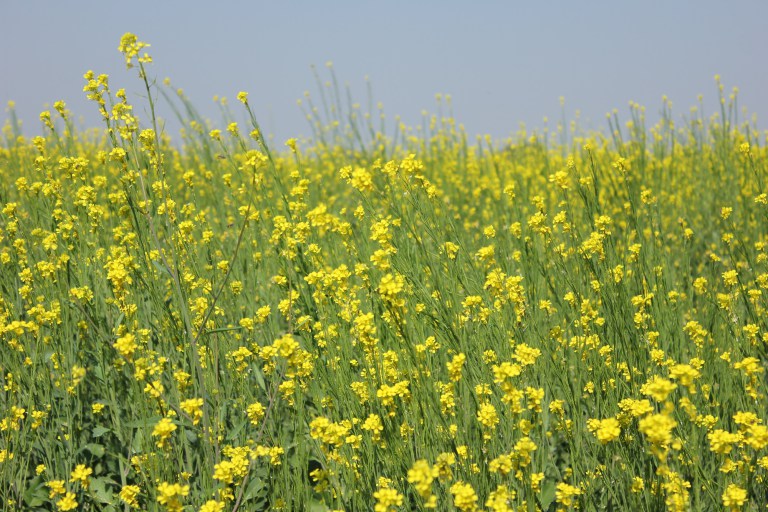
top-left (2, 1), bottom-right (766, 144)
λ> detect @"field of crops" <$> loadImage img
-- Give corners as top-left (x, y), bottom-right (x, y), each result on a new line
top-left (1, 33), bottom-right (767, 511)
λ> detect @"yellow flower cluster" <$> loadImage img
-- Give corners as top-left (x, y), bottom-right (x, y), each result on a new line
top-left (1, 33), bottom-right (766, 511)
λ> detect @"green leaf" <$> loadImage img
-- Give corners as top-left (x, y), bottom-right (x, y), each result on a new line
top-left (242, 476), bottom-right (267, 502)
top-left (83, 443), bottom-right (106, 457)
top-left (309, 499), bottom-right (331, 512)
top-left (185, 428), bottom-right (198, 443)
top-left (92, 425), bottom-right (111, 438)
top-left (89, 477), bottom-right (115, 504)
top-left (253, 367), bottom-right (267, 392)
top-left (125, 416), bottom-right (162, 428)
top-left (22, 476), bottom-right (47, 508)
top-left (131, 428), bottom-right (145, 453)
top-left (152, 260), bottom-right (174, 279)
top-left (540, 478), bottom-right (556, 510)
top-left (226, 419), bottom-right (248, 441)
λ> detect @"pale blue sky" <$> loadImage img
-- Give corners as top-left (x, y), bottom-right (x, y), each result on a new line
top-left (1, 1), bottom-right (766, 143)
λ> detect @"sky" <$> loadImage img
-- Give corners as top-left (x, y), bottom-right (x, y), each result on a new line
top-left (1, 1), bottom-right (766, 145)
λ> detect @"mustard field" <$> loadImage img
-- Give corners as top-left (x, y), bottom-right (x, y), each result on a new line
top-left (1, 33), bottom-right (767, 511)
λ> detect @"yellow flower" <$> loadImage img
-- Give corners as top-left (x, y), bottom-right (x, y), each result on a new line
top-left (373, 485), bottom-right (403, 512)
top-left (722, 484), bottom-right (747, 509)
top-left (119, 484), bottom-right (141, 508)
top-left (152, 417), bottom-right (177, 448)
top-left (443, 241), bottom-right (459, 260)
top-left (639, 413), bottom-right (676, 446)
top-left (46, 480), bottom-right (66, 498)
top-left (247, 401), bottom-right (266, 425)
top-left (118, 33), bottom-right (152, 69)
top-left (349, 167), bottom-right (374, 192)
top-left (745, 423), bottom-right (768, 450)
top-left (618, 398), bottom-right (653, 421)
top-left (668, 363), bottom-right (700, 392)
top-left (378, 273), bottom-right (405, 307)
top-left (156, 482), bottom-right (189, 512)
top-left (513, 437), bottom-right (537, 467)
top-left (512, 344), bottom-right (541, 366)
top-left (733, 357), bottom-right (763, 376)
top-left (407, 459), bottom-right (437, 498)
top-left (70, 464), bottom-right (92, 488)
top-left (531, 472), bottom-right (545, 492)
top-left (708, 429), bottom-right (742, 454)
top-left (180, 398), bottom-right (204, 425)
top-left (200, 500), bottom-right (225, 512)
top-left (612, 156), bottom-right (629, 173)
top-left (213, 459), bottom-right (237, 484)
top-left (450, 481), bottom-right (479, 511)
top-left (309, 417), bottom-right (351, 448)
top-left (447, 353), bottom-right (466, 382)
top-left (56, 492), bottom-right (78, 511)
top-left (587, 417), bottom-right (621, 444)
top-left (489, 453), bottom-right (513, 476)
top-left (555, 482), bottom-right (582, 507)
top-left (477, 402), bottom-right (499, 431)
top-left (641, 375), bottom-right (677, 402)
top-left (435, 452), bottom-right (456, 480)
top-left (362, 414), bottom-right (384, 442)
top-left (485, 485), bottom-right (515, 512)
top-left (722, 269), bottom-right (739, 287)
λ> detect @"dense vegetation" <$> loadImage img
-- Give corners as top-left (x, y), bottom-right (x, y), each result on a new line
top-left (1, 34), bottom-right (767, 511)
